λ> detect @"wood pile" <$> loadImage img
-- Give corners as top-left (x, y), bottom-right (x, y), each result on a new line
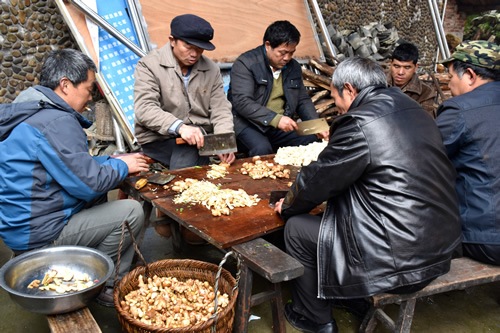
top-left (301, 59), bottom-right (454, 118)
top-left (302, 58), bottom-right (338, 119)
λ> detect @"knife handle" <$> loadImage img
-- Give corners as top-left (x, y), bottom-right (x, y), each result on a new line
top-left (176, 138), bottom-right (187, 145)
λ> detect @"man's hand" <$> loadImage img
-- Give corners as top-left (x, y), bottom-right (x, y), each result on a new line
top-left (277, 116), bottom-right (299, 132)
top-left (274, 198), bottom-right (284, 214)
top-left (178, 124), bottom-right (205, 149)
top-left (316, 130), bottom-right (330, 141)
top-left (218, 152), bottom-right (236, 165)
top-left (114, 153), bottom-right (149, 174)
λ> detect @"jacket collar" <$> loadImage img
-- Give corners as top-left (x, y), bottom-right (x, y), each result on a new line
top-left (349, 85), bottom-right (386, 110)
top-left (387, 73), bottom-right (424, 95)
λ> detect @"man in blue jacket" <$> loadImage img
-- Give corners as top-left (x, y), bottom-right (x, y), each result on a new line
top-left (228, 20), bottom-right (328, 156)
top-left (437, 40), bottom-right (500, 265)
top-left (0, 49), bottom-right (149, 306)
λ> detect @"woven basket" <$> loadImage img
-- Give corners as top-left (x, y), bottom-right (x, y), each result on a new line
top-left (114, 258), bottom-right (238, 333)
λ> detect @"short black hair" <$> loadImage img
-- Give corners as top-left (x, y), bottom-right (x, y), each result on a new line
top-left (40, 49), bottom-right (97, 90)
top-left (450, 60), bottom-right (500, 81)
top-left (263, 20), bottom-right (300, 48)
top-left (391, 42), bottom-right (419, 65)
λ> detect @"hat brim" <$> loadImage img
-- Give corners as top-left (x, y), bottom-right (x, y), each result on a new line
top-left (182, 38), bottom-right (215, 51)
top-left (439, 56), bottom-right (454, 65)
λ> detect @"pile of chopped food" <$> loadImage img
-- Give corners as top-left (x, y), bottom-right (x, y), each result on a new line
top-left (206, 163), bottom-right (230, 179)
top-left (27, 268), bottom-right (95, 294)
top-left (120, 275), bottom-right (230, 329)
top-left (239, 156), bottom-right (291, 179)
top-left (172, 179), bottom-right (260, 216)
top-left (274, 140), bottom-right (328, 166)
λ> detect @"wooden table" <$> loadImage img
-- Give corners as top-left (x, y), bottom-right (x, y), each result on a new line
top-left (119, 155), bottom-right (298, 247)
top-left (119, 155), bottom-right (304, 333)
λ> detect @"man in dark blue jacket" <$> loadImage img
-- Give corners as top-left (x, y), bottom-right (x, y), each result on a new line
top-left (437, 40), bottom-right (500, 265)
top-left (0, 49), bottom-right (149, 306)
top-left (228, 20), bottom-right (328, 156)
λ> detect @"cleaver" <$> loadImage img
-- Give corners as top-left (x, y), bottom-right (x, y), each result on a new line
top-left (175, 132), bottom-right (238, 156)
top-left (269, 190), bottom-right (289, 208)
top-left (296, 118), bottom-right (330, 136)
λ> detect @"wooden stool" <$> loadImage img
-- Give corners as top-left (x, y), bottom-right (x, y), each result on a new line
top-left (360, 257), bottom-right (500, 333)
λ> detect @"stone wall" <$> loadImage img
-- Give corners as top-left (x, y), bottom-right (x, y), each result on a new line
top-left (0, 0), bottom-right (75, 103)
top-left (1, 0), bottom-right (463, 104)
top-left (317, 0), bottom-right (440, 67)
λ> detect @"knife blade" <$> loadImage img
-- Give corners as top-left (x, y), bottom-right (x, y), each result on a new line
top-left (296, 118), bottom-right (330, 136)
top-left (269, 190), bottom-right (289, 208)
top-left (175, 132), bottom-right (238, 156)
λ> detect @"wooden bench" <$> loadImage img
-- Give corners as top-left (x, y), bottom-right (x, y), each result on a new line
top-left (360, 257), bottom-right (500, 333)
top-left (231, 237), bottom-right (304, 333)
top-left (47, 307), bottom-right (101, 333)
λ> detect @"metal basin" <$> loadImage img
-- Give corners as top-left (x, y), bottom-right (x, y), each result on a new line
top-left (0, 245), bottom-right (114, 315)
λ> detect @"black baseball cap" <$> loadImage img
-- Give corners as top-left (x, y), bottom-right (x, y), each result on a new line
top-left (170, 14), bottom-right (215, 51)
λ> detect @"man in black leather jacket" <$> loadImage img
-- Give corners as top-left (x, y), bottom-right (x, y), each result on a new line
top-left (275, 57), bottom-right (461, 333)
top-left (227, 20), bottom-right (328, 156)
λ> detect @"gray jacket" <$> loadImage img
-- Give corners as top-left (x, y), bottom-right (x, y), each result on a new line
top-left (134, 44), bottom-right (234, 144)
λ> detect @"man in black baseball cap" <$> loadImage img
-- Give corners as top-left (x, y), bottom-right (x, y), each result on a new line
top-left (134, 13), bottom-right (235, 170)
top-left (170, 14), bottom-right (215, 51)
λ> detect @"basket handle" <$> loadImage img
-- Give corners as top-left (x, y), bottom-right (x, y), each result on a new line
top-left (210, 250), bottom-right (241, 333)
top-left (114, 221), bottom-right (149, 287)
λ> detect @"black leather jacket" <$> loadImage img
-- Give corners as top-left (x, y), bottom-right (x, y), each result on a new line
top-left (227, 45), bottom-right (318, 134)
top-left (281, 86), bottom-right (461, 298)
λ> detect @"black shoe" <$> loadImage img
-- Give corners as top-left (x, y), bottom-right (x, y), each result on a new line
top-left (96, 286), bottom-right (115, 307)
top-left (332, 298), bottom-right (370, 320)
top-left (285, 303), bottom-right (338, 333)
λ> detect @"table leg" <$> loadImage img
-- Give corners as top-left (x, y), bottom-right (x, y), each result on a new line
top-left (233, 263), bottom-right (252, 333)
top-left (136, 201), bottom-right (153, 246)
top-left (170, 222), bottom-right (183, 253)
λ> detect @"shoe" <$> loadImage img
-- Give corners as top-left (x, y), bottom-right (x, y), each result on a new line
top-left (332, 298), bottom-right (370, 320)
top-left (96, 286), bottom-right (115, 307)
top-left (284, 303), bottom-right (338, 333)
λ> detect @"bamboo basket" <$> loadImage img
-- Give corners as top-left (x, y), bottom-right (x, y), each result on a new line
top-left (114, 258), bottom-right (238, 333)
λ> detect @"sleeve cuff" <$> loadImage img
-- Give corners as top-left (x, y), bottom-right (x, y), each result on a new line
top-left (168, 120), bottom-right (184, 135)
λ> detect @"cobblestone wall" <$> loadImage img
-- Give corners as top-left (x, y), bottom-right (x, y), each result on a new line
top-left (1, 0), bottom-right (457, 104)
top-left (0, 0), bottom-right (75, 103)
top-left (317, 0), bottom-right (439, 67)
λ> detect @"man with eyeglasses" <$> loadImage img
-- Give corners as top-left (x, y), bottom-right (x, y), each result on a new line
top-left (228, 20), bottom-right (329, 157)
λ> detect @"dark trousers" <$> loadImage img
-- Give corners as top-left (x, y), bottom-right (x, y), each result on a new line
top-left (237, 125), bottom-right (318, 157)
top-left (141, 139), bottom-right (210, 170)
top-left (463, 243), bottom-right (500, 266)
top-left (284, 214), bottom-right (434, 324)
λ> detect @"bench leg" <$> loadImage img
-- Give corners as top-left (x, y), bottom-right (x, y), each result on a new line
top-left (395, 299), bottom-right (416, 333)
top-left (360, 298), bottom-right (417, 333)
top-left (233, 264), bottom-right (253, 333)
top-left (270, 282), bottom-right (286, 333)
top-left (359, 306), bottom-right (378, 333)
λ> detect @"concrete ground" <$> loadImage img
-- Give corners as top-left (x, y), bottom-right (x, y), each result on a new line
top-left (1, 207), bottom-right (500, 332)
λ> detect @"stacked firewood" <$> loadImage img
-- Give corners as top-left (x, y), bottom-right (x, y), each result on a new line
top-left (302, 58), bottom-right (338, 119)
top-left (302, 58), bottom-right (453, 118)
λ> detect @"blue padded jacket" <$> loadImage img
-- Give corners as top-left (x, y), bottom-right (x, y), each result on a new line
top-left (0, 86), bottom-right (128, 251)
